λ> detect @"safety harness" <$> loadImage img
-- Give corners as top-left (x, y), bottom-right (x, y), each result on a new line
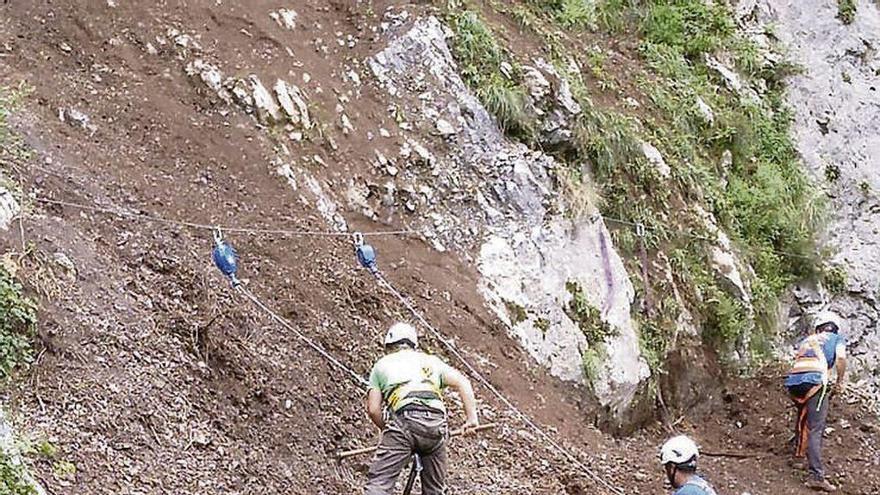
top-left (788, 333), bottom-right (832, 458)
top-left (789, 334), bottom-right (830, 384)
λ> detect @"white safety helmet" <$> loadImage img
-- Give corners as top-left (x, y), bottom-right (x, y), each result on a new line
top-left (813, 310), bottom-right (843, 334)
top-left (659, 435), bottom-right (699, 469)
top-left (384, 322), bottom-right (418, 348)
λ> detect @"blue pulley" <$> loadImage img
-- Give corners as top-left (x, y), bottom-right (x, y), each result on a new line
top-left (353, 232), bottom-right (378, 274)
top-left (212, 229), bottom-right (240, 286)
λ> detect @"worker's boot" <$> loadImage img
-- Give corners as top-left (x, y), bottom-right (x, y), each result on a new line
top-left (805, 478), bottom-right (837, 492)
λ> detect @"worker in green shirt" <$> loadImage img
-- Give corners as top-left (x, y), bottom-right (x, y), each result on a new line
top-left (364, 322), bottom-right (479, 495)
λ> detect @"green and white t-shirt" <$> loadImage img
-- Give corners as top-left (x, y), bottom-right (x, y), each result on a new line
top-left (368, 349), bottom-right (453, 413)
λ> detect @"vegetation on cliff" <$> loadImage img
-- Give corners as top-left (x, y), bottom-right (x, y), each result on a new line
top-left (444, 0), bottom-right (823, 383)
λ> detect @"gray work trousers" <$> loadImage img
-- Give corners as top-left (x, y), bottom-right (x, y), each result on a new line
top-left (790, 384), bottom-right (830, 481)
top-left (365, 407), bottom-right (448, 495)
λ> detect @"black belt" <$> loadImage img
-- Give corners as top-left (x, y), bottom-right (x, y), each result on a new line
top-left (405, 390), bottom-right (440, 401)
top-left (397, 393), bottom-right (444, 415)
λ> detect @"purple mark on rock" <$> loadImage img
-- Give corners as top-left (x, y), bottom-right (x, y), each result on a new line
top-left (599, 228), bottom-right (615, 317)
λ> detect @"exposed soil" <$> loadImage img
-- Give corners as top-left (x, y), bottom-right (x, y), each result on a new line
top-left (0, 1), bottom-right (877, 494)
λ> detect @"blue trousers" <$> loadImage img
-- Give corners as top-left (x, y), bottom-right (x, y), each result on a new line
top-left (789, 383), bottom-right (829, 481)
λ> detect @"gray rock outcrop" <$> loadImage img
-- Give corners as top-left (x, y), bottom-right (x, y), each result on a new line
top-left (368, 16), bottom-right (650, 422)
top-left (752, 0), bottom-right (880, 385)
top-left (0, 407), bottom-right (47, 495)
top-left (0, 187), bottom-right (20, 230)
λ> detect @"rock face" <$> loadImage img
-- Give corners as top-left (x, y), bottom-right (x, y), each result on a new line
top-left (0, 407), bottom-right (46, 495)
top-left (478, 220), bottom-right (650, 419)
top-left (0, 187), bottom-right (20, 230)
top-left (523, 59), bottom-right (582, 147)
top-left (368, 16), bottom-right (650, 423)
top-left (755, 1), bottom-right (880, 385)
top-left (185, 57), bottom-right (311, 131)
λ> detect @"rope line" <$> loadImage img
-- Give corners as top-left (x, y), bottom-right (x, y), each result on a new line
top-left (600, 215), bottom-right (814, 260)
top-left (371, 271), bottom-right (625, 495)
top-left (236, 284), bottom-right (369, 389)
top-left (33, 195), bottom-right (815, 261)
top-left (34, 197), bottom-right (417, 238)
top-left (26, 184), bottom-right (811, 493)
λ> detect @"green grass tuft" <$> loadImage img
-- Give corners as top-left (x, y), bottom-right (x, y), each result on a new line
top-left (565, 281), bottom-right (617, 345)
top-left (504, 299), bottom-right (528, 325)
top-left (0, 452), bottom-right (37, 495)
top-left (582, 345), bottom-right (607, 383)
top-left (554, 0), bottom-right (597, 29)
top-left (641, 1), bottom-right (735, 59)
top-left (838, 0), bottom-right (857, 25)
top-left (823, 264), bottom-right (848, 295)
top-left (0, 265), bottom-right (38, 379)
top-left (535, 317), bottom-right (551, 334)
top-left (448, 10), bottom-right (536, 140)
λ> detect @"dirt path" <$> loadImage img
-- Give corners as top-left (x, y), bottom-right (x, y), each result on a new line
top-left (0, 1), bottom-right (877, 494)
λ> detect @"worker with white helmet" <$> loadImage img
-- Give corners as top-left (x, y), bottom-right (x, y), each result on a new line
top-left (364, 322), bottom-right (479, 495)
top-left (659, 435), bottom-right (717, 494)
top-left (784, 310), bottom-right (848, 492)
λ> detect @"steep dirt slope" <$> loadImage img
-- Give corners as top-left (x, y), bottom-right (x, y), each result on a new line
top-left (0, 1), bottom-right (610, 493)
top-left (0, 1), bottom-right (877, 495)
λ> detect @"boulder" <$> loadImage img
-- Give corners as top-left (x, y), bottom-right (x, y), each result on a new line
top-left (274, 80), bottom-right (311, 129)
top-left (695, 96), bottom-right (715, 124)
top-left (369, 16), bottom-right (650, 423)
top-left (269, 9), bottom-right (297, 30)
top-left (250, 75), bottom-right (282, 124)
top-left (522, 65), bottom-right (552, 102)
top-left (640, 141), bottom-right (671, 179)
top-left (186, 59), bottom-right (230, 103)
top-left (0, 187), bottom-right (20, 230)
top-left (529, 59), bottom-right (582, 148)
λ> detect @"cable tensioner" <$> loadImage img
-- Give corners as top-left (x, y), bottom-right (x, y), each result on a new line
top-left (353, 232), bottom-right (378, 274)
top-left (212, 227), bottom-right (241, 287)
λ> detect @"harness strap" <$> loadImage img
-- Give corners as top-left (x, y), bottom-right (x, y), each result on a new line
top-left (796, 404), bottom-right (809, 458)
top-left (792, 384), bottom-right (826, 458)
top-left (405, 390), bottom-right (441, 401)
top-left (402, 454), bottom-right (422, 495)
top-left (791, 384), bottom-right (822, 405)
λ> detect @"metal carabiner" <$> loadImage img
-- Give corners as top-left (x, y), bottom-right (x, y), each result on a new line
top-left (213, 226), bottom-right (224, 246)
top-left (352, 232), bottom-right (365, 248)
top-left (635, 222), bottom-right (647, 238)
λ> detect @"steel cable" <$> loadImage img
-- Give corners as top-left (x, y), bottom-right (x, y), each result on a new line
top-left (372, 271), bottom-right (625, 495)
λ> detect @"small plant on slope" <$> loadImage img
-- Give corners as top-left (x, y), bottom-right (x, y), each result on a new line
top-left (447, 10), bottom-right (536, 140)
top-left (553, 0), bottom-right (596, 29)
top-left (563, 280), bottom-right (617, 383)
top-left (838, 0), bottom-right (857, 25)
top-left (0, 450), bottom-right (37, 495)
top-left (641, 0), bottom-right (734, 58)
top-left (0, 266), bottom-right (38, 378)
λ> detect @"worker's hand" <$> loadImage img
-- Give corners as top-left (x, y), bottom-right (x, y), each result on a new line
top-left (461, 416), bottom-right (479, 436)
top-left (835, 381), bottom-right (847, 396)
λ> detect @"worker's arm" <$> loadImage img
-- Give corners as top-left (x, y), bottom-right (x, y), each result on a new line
top-left (442, 368), bottom-right (479, 430)
top-left (835, 355), bottom-right (847, 389)
top-left (834, 341), bottom-right (848, 391)
top-left (366, 388), bottom-right (385, 430)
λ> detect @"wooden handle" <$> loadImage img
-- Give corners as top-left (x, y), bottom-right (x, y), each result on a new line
top-left (702, 450), bottom-right (764, 459)
top-left (336, 444), bottom-right (381, 460)
top-left (336, 422), bottom-right (498, 460)
top-left (450, 422), bottom-right (497, 437)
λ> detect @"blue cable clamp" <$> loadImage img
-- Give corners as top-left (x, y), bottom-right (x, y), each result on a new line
top-left (212, 230), bottom-right (241, 286)
top-left (353, 232), bottom-right (378, 274)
